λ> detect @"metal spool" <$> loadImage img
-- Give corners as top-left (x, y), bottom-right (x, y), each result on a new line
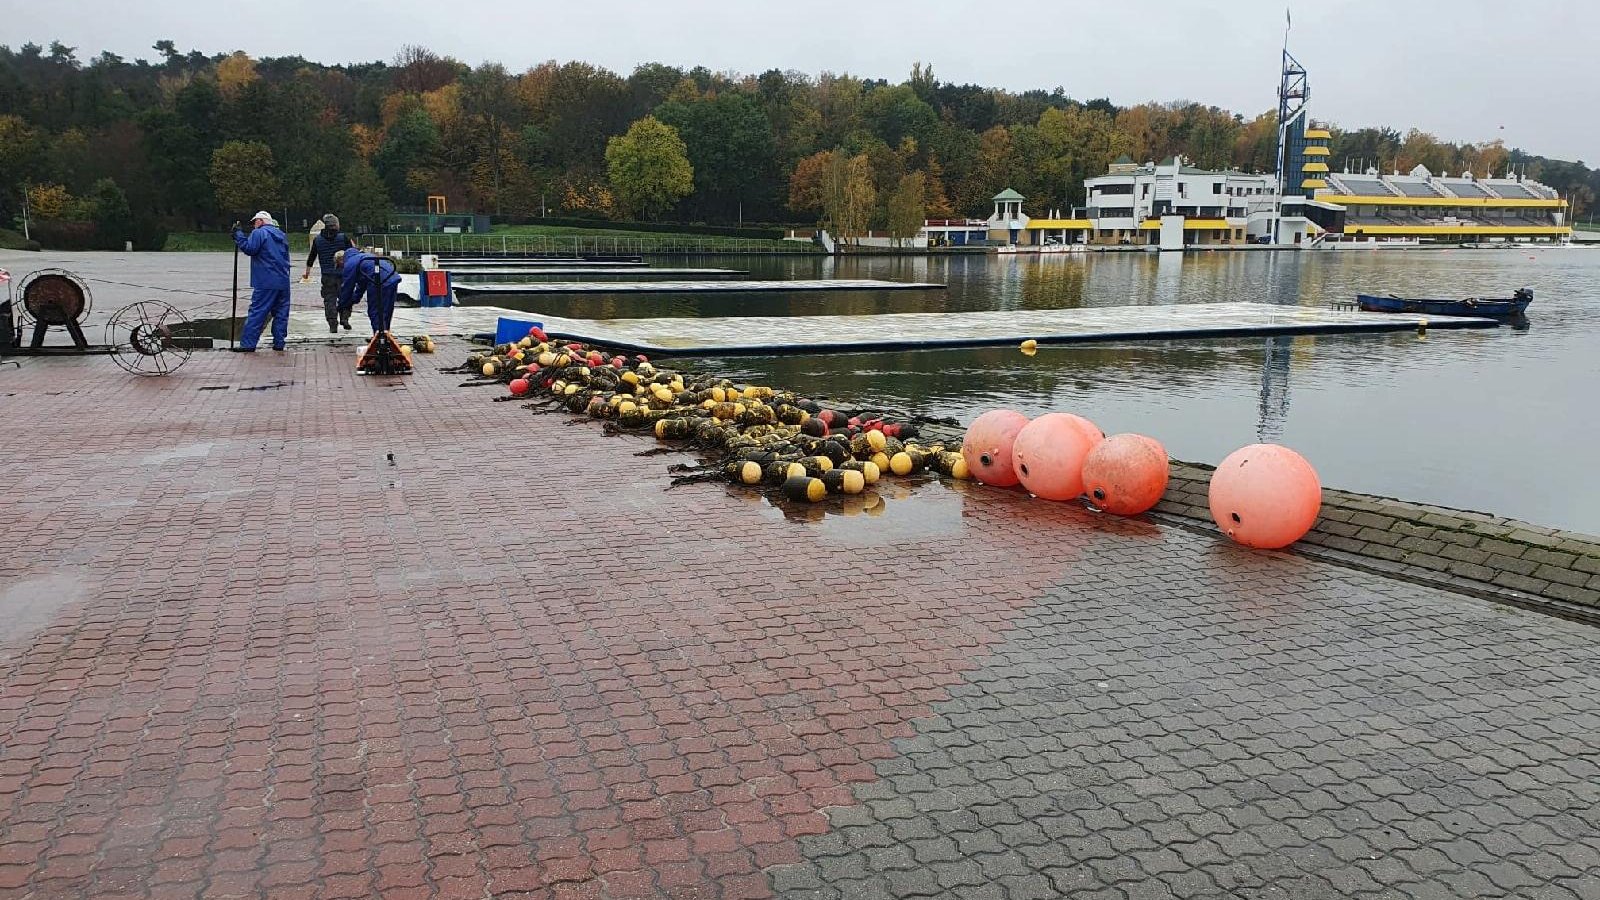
top-left (106, 301), bottom-right (193, 376)
top-left (17, 269), bottom-right (92, 326)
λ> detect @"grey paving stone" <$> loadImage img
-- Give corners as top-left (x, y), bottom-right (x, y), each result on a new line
top-left (769, 863), bottom-right (825, 893)
top-left (883, 866), bottom-right (941, 897)
top-left (788, 526), bottom-right (1600, 899)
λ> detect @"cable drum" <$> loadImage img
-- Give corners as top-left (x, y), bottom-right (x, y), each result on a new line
top-left (17, 269), bottom-right (92, 326)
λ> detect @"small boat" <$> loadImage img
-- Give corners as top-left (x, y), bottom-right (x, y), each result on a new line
top-left (1356, 288), bottom-right (1532, 318)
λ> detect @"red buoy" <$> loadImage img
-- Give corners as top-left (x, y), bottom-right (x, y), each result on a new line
top-left (1082, 433), bottom-right (1168, 515)
top-left (1010, 413), bottom-right (1101, 501)
top-left (509, 378), bottom-right (530, 396)
top-left (1208, 444), bottom-right (1321, 549)
top-left (961, 409), bottom-right (1030, 487)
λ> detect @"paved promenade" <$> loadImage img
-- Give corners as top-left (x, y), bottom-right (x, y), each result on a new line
top-left (1, 344), bottom-right (1596, 899)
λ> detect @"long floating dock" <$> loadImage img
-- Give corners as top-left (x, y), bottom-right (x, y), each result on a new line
top-left (444, 267), bottom-right (749, 278)
top-left (452, 279), bottom-right (945, 296)
top-left (438, 258), bottom-right (645, 268)
top-left (285, 302), bottom-right (1496, 354)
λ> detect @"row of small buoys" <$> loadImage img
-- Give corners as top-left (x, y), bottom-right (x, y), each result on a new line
top-left (962, 408), bottom-right (1320, 547)
top-left (461, 328), bottom-right (973, 508)
top-left (962, 409), bottom-right (1166, 516)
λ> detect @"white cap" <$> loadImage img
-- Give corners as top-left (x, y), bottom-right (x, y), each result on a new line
top-left (252, 210), bottom-right (274, 224)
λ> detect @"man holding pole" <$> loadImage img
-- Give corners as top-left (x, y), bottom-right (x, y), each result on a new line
top-left (231, 211), bottom-right (292, 352)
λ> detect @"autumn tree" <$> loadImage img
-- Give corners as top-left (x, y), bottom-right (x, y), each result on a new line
top-left (788, 149), bottom-right (835, 219)
top-left (334, 161), bottom-right (391, 233)
top-left (605, 116), bottom-right (692, 220)
top-left (963, 126), bottom-right (1020, 212)
top-left (374, 107), bottom-right (442, 203)
top-left (1231, 111), bottom-right (1278, 174)
top-left (462, 63), bottom-right (520, 213)
top-left (209, 140), bottom-right (278, 213)
top-left (393, 45), bottom-right (462, 94)
top-left (86, 178), bottom-right (133, 246)
top-left (923, 156), bottom-right (954, 218)
top-left (26, 183), bottom-right (72, 219)
top-left (520, 61), bottom-right (632, 174)
top-left (1034, 105), bottom-right (1131, 206)
top-left (655, 92), bottom-right (776, 220)
top-left (886, 172), bottom-right (926, 246)
top-left (215, 52), bottom-right (258, 99)
top-left (821, 152), bottom-right (874, 242)
top-left (1396, 129), bottom-right (1450, 174)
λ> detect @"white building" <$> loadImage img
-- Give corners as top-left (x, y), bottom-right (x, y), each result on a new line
top-left (1081, 156), bottom-right (1278, 247)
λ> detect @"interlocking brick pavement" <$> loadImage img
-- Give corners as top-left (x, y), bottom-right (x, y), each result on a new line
top-left (773, 532), bottom-right (1600, 899)
top-left (2, 344), bottom-right (1597, 899)
top-left (0, 345), bottom-right (1097, 899)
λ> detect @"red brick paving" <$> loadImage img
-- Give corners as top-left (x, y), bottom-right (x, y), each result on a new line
top-left (0, 344), bottom-right (1141, 898)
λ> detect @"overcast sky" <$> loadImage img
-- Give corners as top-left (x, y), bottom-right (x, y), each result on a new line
top-left (9, 0), bottom-right (1596, 162)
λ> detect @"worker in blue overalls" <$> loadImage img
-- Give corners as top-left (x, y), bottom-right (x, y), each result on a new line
top-left (333, 248), bottom-right (402, 334)
top-left (232, 211), bottom-right (292, 352)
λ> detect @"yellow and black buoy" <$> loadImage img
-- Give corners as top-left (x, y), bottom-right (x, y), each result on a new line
top-left (782, 475), bottom-right (828, 502)
top-left (1020, 339), bottom-right (1038, 356)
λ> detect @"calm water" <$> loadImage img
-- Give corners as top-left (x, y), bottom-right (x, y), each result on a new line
top-left (473, 249), bottom-right (1600, 533)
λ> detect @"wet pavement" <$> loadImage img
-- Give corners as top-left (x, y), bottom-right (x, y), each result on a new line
top-left (0, 343), bottom-right (1597, 899)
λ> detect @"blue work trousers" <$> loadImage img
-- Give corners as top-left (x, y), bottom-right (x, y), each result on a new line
top-left (240, 287), bottom-right (291, 349)
top-left (367, 283), bottom-right (398, 333)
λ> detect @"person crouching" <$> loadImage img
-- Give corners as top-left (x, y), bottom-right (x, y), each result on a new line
top-left (334, 248), bottom-right (402, 334)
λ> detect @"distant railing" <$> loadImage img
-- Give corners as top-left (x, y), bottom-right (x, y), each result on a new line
top-left (357, 233), bottom-right (820, 256)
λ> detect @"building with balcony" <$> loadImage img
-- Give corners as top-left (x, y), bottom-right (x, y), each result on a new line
top-left (1082, 157), bottom-right (1275, 246)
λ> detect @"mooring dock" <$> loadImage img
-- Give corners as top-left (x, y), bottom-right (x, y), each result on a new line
top-left (450, 278), bottom-right (946, 296)
top-left (284, 301), bottom-right (1494, 354)
top-left (443, 267), bottom-right (749, 279)
top-left (437, 258), bottom-right (646, 267)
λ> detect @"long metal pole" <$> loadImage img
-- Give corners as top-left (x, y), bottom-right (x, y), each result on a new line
top-left (229, 243), bottom-right (240, 349)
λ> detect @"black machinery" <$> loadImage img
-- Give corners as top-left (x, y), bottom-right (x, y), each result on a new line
top-left (14, 268), bottom-right (92, 350)
top-left (105, 300), bottom-right (195, 376)
top-left (2, 267), bottom-right (195, 376)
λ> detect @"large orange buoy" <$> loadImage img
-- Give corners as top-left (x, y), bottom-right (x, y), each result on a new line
top-left (1083, 434), bottom-right (1169, 515)
top-left (1011, 413), bottom-right (1102, 501)
top-left (961, 409), bottom-right (1030, 487)
top-left (1208, 444), bottom-right (1321, 549)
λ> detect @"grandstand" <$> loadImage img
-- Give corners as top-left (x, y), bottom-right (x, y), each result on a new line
top-left (1308, 166), bottom-right (1571, 244)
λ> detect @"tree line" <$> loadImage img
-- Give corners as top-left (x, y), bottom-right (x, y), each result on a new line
top-left (1, 40), bottom-right (1595, 249)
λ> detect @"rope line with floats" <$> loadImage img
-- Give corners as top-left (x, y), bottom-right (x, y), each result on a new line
top-left (456, 327), bottom-right (973, 503)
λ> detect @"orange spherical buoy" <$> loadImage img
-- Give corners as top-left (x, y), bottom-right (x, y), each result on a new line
top-left (1082, 433), bottom-right (1169, 515)
top-left (1065, 414), bottom-right (1104, 446)
top-left (508, 378), bottom-right (530, 396)
top-left (961, 409), bottom-right (1030, 487)
top-left (1208, 444), bottom-right (1321, 549)
top-left (1011, 413), bottom-right (1102, 501)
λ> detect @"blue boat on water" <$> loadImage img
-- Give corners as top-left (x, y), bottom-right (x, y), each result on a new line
top-left (1357, 288), bottom-right (1533, 318)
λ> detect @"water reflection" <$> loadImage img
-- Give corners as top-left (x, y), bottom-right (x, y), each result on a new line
top-left (1258, 336), bottom-right (1292, 443)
